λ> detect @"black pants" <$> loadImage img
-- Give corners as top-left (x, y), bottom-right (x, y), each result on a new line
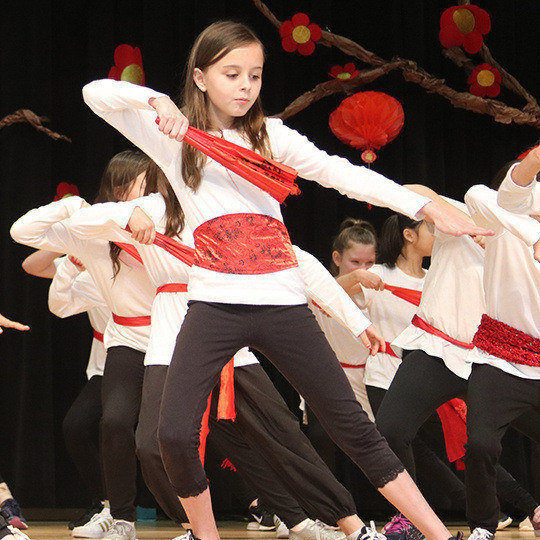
top-left (465, 364), bottom-right (540, 532)
top-left (367, 384), bottom-right (467, 512)
top-left (101, 346), bottom-right (146, 522)
top-left (210, 364), bottom-right (356, 527)
top-left (158, 302), bottom-right (404, 498)
top-left (63, 375), bottom-right (105, 503)
top-left (376, 350), bottom-right (538, 533)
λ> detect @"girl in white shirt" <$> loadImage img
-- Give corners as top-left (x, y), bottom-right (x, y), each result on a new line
top-left (82, 20), bottom-right (488, 540)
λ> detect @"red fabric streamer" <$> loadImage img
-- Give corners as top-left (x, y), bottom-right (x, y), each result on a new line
top-left (156, 283), bottom-right (188, 294)
top-left (384, 284), bottom-right (422, 306)
top-left (114, 242), bottom-right (143, 264)
top-left (384, 341), bottom-right (400, 358)
top-left (473, 314), bottom-right (540, 367)
top-left (198, 393), bottom-right (213, 466)
top-left (436, 398), bottom-right (468, 468)
top-left (93, 330), bottom-right (104, 343)
top-left (412, 315), bottom-right (474, 349)
top-left (112, 314), bottom-right (151, 327)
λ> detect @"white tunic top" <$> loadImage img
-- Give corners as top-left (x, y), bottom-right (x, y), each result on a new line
top-left (50, 256), bottom-right (110, 379)
top-left (67, 193), bottom-right (371, 366)
top-left (82, 79), bottom-right (430, 306)
top-left (10, 196), bottom-right (155, 353)
top-left (465, 185), bottom-right (540, 380)
top-left (359, 264), bottom-right (425, 390)
top-left (497, 163), bottom-right (540, 216)
top-left (393, 199), bottom-right (484, 380)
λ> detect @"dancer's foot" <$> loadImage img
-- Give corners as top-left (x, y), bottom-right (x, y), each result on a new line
top-left (69, 502), bottom-right (106, 530)
top-left (351, 523), bottom-right (386, 540)
top-left (466, 528), bottom-right (493, 540)
top-left (72, 505), bottom-right (113, 538)
top-left (173, 532), bottom-right (201, 540)
top-left (496, 513), bottom-right (512, 531)
top-left (102, 520), bottom-right (136, 540)
top-left (519, 517), bottom-right (533, 532)
top-left (0, 500), bottom-right (27, 531)
top-left (0, 525), bottom-right (30, 539)
top-left (247, 502), bottom-right (275, 531)
top-left (530, 507), bottom-right (540, 537)
top-left (382, 514), bottom-right (424, 540)
top-left (290, 520), bottom-right (345, 540)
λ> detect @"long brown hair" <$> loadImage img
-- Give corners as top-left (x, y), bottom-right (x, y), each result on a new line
top-left (95, 150), bottom-right (184, 276)
top-left (331, 218), bottom-right (377, 275)
top-left (179, 21), bottom-right (271, 191)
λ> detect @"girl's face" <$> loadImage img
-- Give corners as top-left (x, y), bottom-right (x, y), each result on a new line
top-left (404, 222), bottom-right (434, 258)
top-left (119, 171), bottom-right (147, 202)
top-left (194, 43), bottom-right (264, 127)
top-left (332, 242), bottom-right (376, 276)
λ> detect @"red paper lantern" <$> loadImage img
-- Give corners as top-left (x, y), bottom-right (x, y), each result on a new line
top-left (329, 91), bottom-right (404, 163)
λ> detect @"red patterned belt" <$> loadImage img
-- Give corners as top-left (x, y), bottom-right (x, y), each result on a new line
top-left (93, 330), bottom-right (104, 343)
top-left (412, 315), bottom-right (474, 349)
top-left (112, 314), bottom-right (152, 327)
top-left (472, 314), bottom-right (540, 367)
top-left (193, 213), bottom-right (298, 275)
top-left (156, 283), bottom-right (188, 294)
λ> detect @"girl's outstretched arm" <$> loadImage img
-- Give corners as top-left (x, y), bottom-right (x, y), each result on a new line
top-left (0, 312), bottom-right (30, 333)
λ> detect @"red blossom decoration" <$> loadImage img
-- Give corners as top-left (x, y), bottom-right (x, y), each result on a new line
top-left (108, 44), bottom-right (145, 86)
top-left (329, 91), bottom-right (404, 163)
top-left (329, 63), bottom-right (360, 81)
top-left (439, 5), bottom-right (491, 54)
top-left (54, 182), bottom-right (79, 201)
top-left (280, 13), bottom-right (322, 56)
top-left (467, 63), bottom-right (501, 97)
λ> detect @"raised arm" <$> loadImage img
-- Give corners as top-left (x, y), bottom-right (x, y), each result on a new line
top-left (497, 147), bottom-right (540, 215)
top-left (22, 249), bottom-right (63, 279)
top-left (48, 258), bottom-right (107, 318)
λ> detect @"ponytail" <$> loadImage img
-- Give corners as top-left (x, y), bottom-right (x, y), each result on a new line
top-left (377, 213), bottom-right (421, 268)
top-left (331, 218), bottom-right (377, 274)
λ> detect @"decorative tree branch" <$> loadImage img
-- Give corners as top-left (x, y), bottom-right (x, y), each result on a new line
top-left (0, 109), bottom-right (71, 142)
top-left (252, 0), bottom-right (540, 128)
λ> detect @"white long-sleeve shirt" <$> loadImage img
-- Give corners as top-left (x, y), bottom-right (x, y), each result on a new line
top-left (393, 199), bottom-right (484, 380)
top-left (49, 256), bottom-right (110, 378)
top-left (10, 196), bottom-right (155, 352)
top-left (497, 164), bottom-right (540, 216)
top-left (359, 264), bottom-right (425, 390)
top-left (82, 79), bottom-right (431, 306)
top-left (465, 185), bottom-right (540, 380)
top-left (66, 193), bottom-right (371, 366)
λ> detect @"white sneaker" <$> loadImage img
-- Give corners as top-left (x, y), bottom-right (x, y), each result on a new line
top-left (520, 517), bottom-right (534, 531)
top-left (73, 506), bottom-right (113, 538)
top-left (355, 523), bottom-right (386, 540)
top-left (102, 520), bottom-right (136, 540)
top-left (290, 519), bottom-right (346, 540)
top-left (467, 528), bottom-right (494, 540)
top-left (4, 525), bottom-right (31, 539)
top-left (274, 516), bottom-right (289, 538)
top-left (497, 514), bottom-right (512, 530)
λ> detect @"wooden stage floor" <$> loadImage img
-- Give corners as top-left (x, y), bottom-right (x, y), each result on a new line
top-left (20, 521), bottom-right (537, 540)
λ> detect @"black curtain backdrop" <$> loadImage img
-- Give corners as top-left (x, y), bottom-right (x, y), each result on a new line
top-left (0, 0), bottom-right (538, 512)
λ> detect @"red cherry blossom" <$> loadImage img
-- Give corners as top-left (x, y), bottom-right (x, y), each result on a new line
top-left (108, 44), bottom-right (145, 86)
top-left (53, 182), bottom-right (79, 201)
top-left (280, 13), bottom-right (322, 56)
top-left (467, 63), bottom-right (501, 97)
top-left (439, 5), bottom-right (491, 54)
top-left (329, 63), bottom-right (360, 81)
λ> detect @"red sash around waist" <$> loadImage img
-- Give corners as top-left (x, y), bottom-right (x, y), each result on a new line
top-left (93, 330), bottom-right (104, 343)
top-left (412, 315), bottom-right (474, 349)
top-left (385, 341), bottom-right (400, 358)
top-left (472, 314), bottom-right (540, 367)
top-left (340, 362), bottom-right (366, 369)
top-left (112, 314), bottom-right (152, 327)
top-left (193, 213), bottom-right (298, 275)
top-left (156, 283), bottom-right (188, 294)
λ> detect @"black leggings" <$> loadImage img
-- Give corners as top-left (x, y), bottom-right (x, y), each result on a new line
top-left (376, 349), bottom-right (538, 532)
top-left (63, 375), bottom-right (105, 503)
top-left (158, 302), bottom-right (404, 498)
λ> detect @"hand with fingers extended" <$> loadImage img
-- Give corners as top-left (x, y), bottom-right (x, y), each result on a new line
top-left (359, 324), bottom-right (386, 356)
top-left (423, 201), bottom-right (494, 238)
top-left (149, 96), bottom-right (189, 142)
top-left (128, 206), bottom-right (156, 245)
top-left (0, 312), bottom-right (30, 334)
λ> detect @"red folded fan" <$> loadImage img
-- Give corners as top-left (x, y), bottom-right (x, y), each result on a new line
top-left (384, 284), bottom-right (422, 307)
top-left (155, 118), bottom-right (300, 203)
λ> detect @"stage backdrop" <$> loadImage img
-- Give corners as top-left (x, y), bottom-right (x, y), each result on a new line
top-left (1, 0), bottom-right (538, 514)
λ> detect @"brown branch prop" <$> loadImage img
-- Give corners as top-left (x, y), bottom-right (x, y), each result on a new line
top-left (252, 0), bottom-right (540, 128)
top-left (0, 109), bottom-right (71, 142)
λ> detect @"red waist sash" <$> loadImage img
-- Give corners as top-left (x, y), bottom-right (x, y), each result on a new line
top-left (340, 362), bottom-right (366, 369)
top-left (112, 314), bottom-right (151, 327)
top-left (472, 314), bottom-right (540, 367)
top-left (412, 315), bottom-right (474, 349)
top-left (384, 284), bottom-right (422, 307)
top-left (93, 330), bottom-right (104, 343)
top-left (156, 283), bottom-right (188, 294)
top-left (193, 213), bottom-right (298, 275)
top-left (385, 341), bottom-right (400, 358)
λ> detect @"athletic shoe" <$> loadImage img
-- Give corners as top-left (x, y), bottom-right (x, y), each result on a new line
top-left (274, 516), bottom-right (289, 538)
top-left (519, 517), bottom-right (533, 531)
top-left (496, 513), bottom-right (512, 530)
top-left (0, 500), bottom-right (28, 530)
top-left (248, 502), bottom-right (276, 531)
top-left (466, 528), bottom-right (494, 540)
top-left (102, 520), bottom-right (136, 540)
top-left (382, 514), bottom-right (424, 540)
top-left (290, 520), bottom-right (346, 540)
top-left (0, 525), bottom-right (30, 540)
top-left (531, 510), bottom-right (540, 537)
top-left (172, 532), bottom-right (201, 540)
top-left (354, 523), bottom-right (386, 540)
top-left (72, 505), bottom-right (113, 538)
top-left (69, 503), bottom-right (106, 530)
